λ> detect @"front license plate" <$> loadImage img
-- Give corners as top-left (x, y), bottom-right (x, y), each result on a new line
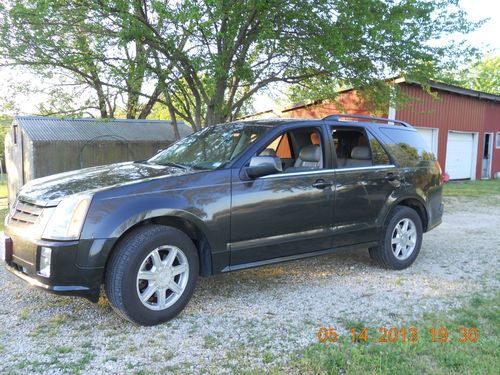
top-left (2, 236), bottom-right (14, 263)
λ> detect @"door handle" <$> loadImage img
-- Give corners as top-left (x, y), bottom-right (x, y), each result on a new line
top-left (312, 179), bottom-right (333, 189)
top-left (384, 173), bottom-right (400, 181)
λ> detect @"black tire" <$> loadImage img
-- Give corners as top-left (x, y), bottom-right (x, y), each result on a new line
top-left (369, 206), bottom-right (423, 270)
top-left (105, 225), bottom-right (199, 326)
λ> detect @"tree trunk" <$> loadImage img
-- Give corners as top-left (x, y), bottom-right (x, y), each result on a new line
top-left (205, 105), bottom-right (226, 126)
top-left (204, 80), bottom-right (227, 126)
top-left (94, 79), bottom-right (109, 118)
top-left (138, 86), bottom-right (161, 119)
top-left (168, 104), bottom-right (181, 140)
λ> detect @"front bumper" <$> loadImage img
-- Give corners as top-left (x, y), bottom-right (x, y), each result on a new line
top-left (3, 233), bottom-right (102, 302)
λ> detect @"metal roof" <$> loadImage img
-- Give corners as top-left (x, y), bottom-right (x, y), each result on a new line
top-left (14, 116), bottom-right (192, 142)
top-left (397, 78), bottom-right (500, 103)
top-left (272, 78), bottom-right (500, 114)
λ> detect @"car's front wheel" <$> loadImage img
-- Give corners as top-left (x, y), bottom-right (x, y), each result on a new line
top-left (105, 225), bottom-right (199, 326)
top-left (369, 206), bottom-right (423, 270)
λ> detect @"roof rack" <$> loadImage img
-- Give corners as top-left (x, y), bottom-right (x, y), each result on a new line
top-left (322, 114), bottom-right (411, 128)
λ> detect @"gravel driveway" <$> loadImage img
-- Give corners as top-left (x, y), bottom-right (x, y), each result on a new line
top-left (1, 197), bottom-right (499, 374)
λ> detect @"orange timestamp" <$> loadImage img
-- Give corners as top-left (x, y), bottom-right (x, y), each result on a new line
top-left (317, 326), bottom-right (478, 344)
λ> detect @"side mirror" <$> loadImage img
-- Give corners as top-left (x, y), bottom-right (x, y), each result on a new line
top-left (241, 156), bottom-right (282, 180)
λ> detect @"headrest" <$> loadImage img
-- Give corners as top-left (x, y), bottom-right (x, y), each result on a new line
top-left (351, 146), bottom-right (371, 160)
top-left (299, 145), bottom-right (321, 162)
top-left (310, 132), bottom-right (320, 145)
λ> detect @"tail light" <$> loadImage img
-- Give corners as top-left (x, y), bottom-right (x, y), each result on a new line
top-left (434, 161), bottom-right (447, 185)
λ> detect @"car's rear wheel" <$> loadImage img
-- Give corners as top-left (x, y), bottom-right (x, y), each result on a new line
top-left (105, 225), bottom-right (199, 326)
top-left (369, 206), bottom-right (423, 270)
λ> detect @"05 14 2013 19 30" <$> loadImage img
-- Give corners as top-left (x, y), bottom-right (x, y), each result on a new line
top-left (317, 326), bottom-right (479, 344)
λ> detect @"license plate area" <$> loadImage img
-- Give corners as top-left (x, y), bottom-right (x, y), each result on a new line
top-left (3, 237), bottom-right (13, 263)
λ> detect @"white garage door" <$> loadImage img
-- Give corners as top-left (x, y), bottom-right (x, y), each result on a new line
top-left (445, 132), bottom-right (475, 180)
top-left (415, 127), bottom-right (438, 156)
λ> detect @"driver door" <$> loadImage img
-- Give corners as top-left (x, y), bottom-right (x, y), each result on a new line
top-left (229, 126), bottom-right (335, 267)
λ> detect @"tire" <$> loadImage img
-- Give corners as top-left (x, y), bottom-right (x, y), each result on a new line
top-left (105, 225), bottom-right (199, 326)
top-left (369, 206), bottom-right (423, 270)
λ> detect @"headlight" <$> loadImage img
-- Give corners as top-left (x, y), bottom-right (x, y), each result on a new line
top-left (42, 194), bottom-right (92, 240)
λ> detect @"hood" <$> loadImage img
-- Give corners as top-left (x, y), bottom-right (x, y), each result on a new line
top-left (18, 162), bottom-right (190, 205)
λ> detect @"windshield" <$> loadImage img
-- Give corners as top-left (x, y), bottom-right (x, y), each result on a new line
top-left (148, 123), bottom-right (271, 170)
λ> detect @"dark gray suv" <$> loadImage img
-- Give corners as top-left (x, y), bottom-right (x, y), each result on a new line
top-left (3, 114), bottom-right (444, 325)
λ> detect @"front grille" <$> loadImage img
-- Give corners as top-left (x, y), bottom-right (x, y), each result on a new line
top-left (10, 200), bottom-right (44, 225)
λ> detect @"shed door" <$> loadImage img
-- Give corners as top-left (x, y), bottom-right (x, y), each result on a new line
top-left (415, 127), bottom-right (438, 156)
top-left (445, 132), bottom-right (475, 180)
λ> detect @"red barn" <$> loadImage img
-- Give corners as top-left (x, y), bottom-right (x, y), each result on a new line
top-left (246, 79), bottom-right (500, 180)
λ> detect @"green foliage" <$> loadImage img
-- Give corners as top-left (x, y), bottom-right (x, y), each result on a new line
top-left (441, 54), bottom-right (500, 95)
top-left (0, 0), bottom-right (156, 119)
top-left (0, 0), bottom-right (480, 129)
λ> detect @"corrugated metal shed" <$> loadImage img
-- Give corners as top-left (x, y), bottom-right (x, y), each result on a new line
top-left (16, 116), bottom-right (191, 142)
top-left (5, 116), bottom-right (192, 203)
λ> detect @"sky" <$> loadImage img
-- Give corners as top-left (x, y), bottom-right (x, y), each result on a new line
top-left (0, 0), bottom-right (499, 116)
top-left (457, 0), bottom-right (500, 52)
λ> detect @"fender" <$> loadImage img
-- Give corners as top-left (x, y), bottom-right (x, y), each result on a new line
top-left (77, 191), bottom-right (231, 270)
top-left (110, 207), bottom-right (211, 240)
top-left (376, 192), bottom-right (429, 233)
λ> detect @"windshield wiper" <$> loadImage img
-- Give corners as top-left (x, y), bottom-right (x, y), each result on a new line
top-left (149, 161), bottom-right (191, 170)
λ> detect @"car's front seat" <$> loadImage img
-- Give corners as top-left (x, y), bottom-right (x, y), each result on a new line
top-left (287, 145), bottom-right (322, 172)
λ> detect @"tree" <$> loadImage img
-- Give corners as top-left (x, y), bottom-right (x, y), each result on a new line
top-left (0, 0), bottom-right (479, 130)
top-left (444, 54), bottom-right (499, 95)
top-left (0, 0), bottom-right (160, 119)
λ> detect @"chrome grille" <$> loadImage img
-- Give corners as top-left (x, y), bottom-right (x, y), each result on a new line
top-left (11, 200), bottom-right (44, 225)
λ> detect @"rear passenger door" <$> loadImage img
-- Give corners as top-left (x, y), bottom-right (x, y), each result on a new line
top-left (331, 126), bottom-right (400, 247)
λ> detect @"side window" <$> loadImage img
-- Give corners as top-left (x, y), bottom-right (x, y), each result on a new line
top-left (258, 127), bottom-right (324, 171)
top-left (262, 133), bottom-right (292, 159)
top-left (331, 127), bottom-right (372, 168)
top-left (379, 127), bottom-right (436, 166)
top-left (369, 136), bottom-right (391, 165)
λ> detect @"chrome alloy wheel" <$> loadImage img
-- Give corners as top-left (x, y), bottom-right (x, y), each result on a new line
top-left (391, 218), bottom-right (417, 260)
top-left (136, 245), bottom-right (189, 311)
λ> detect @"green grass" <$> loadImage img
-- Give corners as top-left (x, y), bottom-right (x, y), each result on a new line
top-left (0, 208), bottom-right (6, 232)
top-left (282, 292), bottom-right (499, 374)
top-left (0, 181), bottom-right (7, 199)
top-left (444, 179), bottom-right (500, 198)
top-left (203, 334), bottom-right (221, 349)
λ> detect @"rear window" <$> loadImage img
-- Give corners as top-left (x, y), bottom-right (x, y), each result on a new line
top-left (379, 127), bottom-right (436, 166)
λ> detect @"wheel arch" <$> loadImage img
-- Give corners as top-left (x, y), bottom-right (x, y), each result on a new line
top-left (104, 215), bottom-right (214, 278)
top-left (392, 197), bottom-right (429, 232)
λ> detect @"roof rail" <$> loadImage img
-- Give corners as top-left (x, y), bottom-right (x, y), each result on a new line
top-left (322, 114), bottom-right (411, 128)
